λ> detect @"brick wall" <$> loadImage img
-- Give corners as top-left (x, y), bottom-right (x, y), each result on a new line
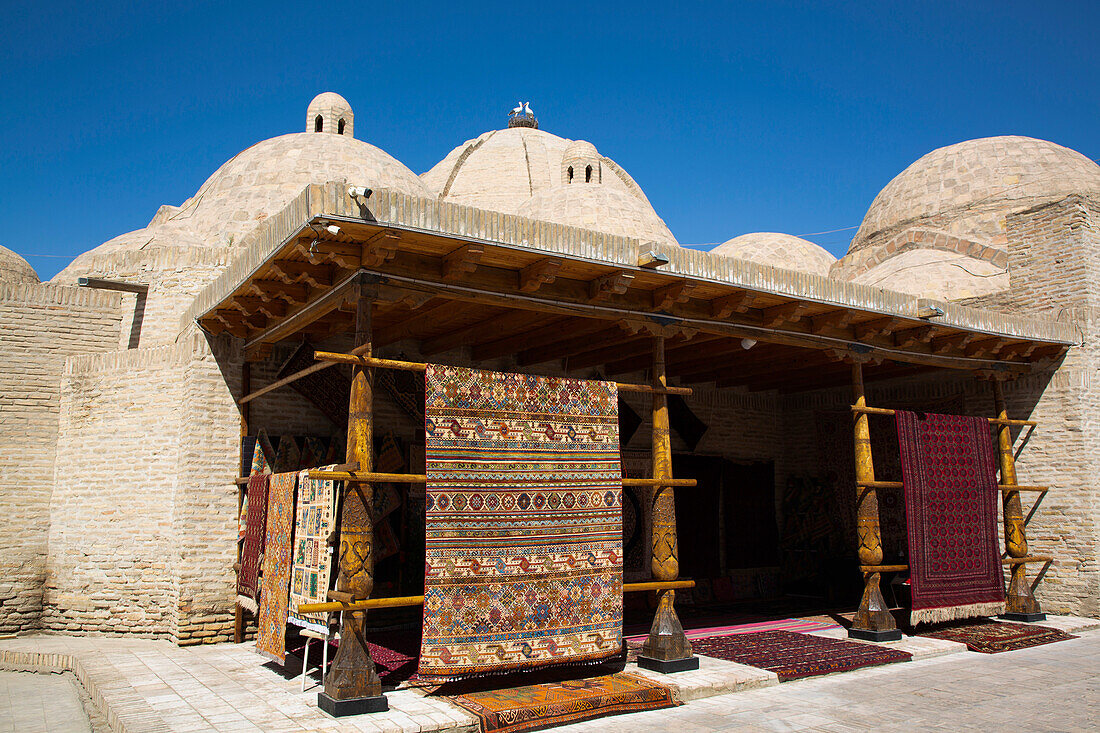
top-left (0, 283), bottom-right (123, 632)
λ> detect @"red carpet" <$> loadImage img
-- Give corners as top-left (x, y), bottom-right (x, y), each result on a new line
top-left (919, 619), bottom-right (1077, 653)
top-left (666, 629), bottom-right (911, 681)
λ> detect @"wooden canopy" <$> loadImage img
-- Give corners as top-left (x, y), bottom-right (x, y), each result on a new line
top-left (191, 185), bottom-right (1073, 392)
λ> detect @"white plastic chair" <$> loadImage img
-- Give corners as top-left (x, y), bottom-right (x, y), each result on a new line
top-left (300, 628), bottom-right (332, 691)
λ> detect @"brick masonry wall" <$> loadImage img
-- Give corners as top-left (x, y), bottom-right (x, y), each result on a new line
top-left (0, 283), bottom-right (123, 633)
top-left (45, 343), bottom-right (188, 637)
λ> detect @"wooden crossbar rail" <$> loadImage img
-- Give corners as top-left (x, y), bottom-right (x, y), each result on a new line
top-left (860, 564), bottom-right (909, 573)
top-left (1002, 555), bottom-right (1053, 565)
top-left (297, 580), bottom-right (696, 614)
top-left (238, 342), bottom-right (374, 405)
top-left (305, 469), bottom-right (696, 488)
top-left (850, 404), bottom-right (1036, 427)
top-left (856, 480), bottom-right (1049, 493)
top-left (312, 350), bottom-right (692, 396)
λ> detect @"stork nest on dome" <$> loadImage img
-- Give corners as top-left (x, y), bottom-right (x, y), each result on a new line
top-left (508, 101), bottom-right (539, 129)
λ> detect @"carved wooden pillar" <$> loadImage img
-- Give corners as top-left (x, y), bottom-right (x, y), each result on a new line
top-left (638, 335), bottom-right (699, 673)
top-left (319, 292), bottom-right (388, 715)
top-left (848, 360), bottom-right (902, 641)
top-left (992, 378), bottom-right (1044, 621)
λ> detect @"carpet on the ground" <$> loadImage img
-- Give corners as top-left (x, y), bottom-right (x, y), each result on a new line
top-left (257, 471), bottom-right (297, 663)
top-left (236, 472), bottom-right (270, 612)
top-left (664, 629), bottom-right (911, 681)
top-left (420, 364), bottom-right (623, 680)
top-left (625, 617), bottom-right (841, 646)
top-left (442, 672), bottom-right (677, 733)
top-left (287, 467), bottom-right (339, 635)
top-left (919, 619), bottom-right (1077, 653)
top-left (896, 410), bottom-right (1005, 625)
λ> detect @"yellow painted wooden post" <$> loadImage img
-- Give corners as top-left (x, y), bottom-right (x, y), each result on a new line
top-left (319, 288), bottom-right (388, 715)
top-left (848, 360), bottom-right (902, 641)
top-left (637, 335), bottom-right (699, 672)
top-left (992, 378), bottom-right (1045, 621)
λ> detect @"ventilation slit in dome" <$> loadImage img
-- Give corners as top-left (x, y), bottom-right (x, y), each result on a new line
top-left (585, 165), bottom-right (592, 183)
top-left (568, 166), bottom-right (574, 183)
top-left (338, 118), bottom-right (346, 135)
top-left (314, 115), bottom-right (323, 132)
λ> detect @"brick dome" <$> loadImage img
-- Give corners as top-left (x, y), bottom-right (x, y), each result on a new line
top-left (712, 232), bottom-right (835, 276)
top-left (422, 126), bottom-right (656, 215)
top-left (0, 244), bottom-right (38, 284)
top-left (516, 185), bottom-right (678, 246)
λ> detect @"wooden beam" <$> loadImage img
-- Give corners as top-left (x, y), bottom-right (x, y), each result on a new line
top-left (588, 271), bottom-right (634, 301)
top-left (652, 281), bottom-right (697, 311)
top-left (566, 334), bottom-right (656, 371)
top-left (417, 307), bottom-right (509, 355)
top-left (519, 258), bottom-right (562, 292)
top-left (509, 324), bottom-right (624, 366)
top-left (249, 280), bottom-right (310, 305)
top-left (242, 271), bottom-right (362, 351)
top-left (372, 299), bottom-right (459, 346)
top-left (895, 325), bottom-right (940, 349)
top-left (761, 302), bottom-right (808, 328)
top-left (442, 244), bottom-right (484, 280)
top-left (854, 316), bottom-right (902, 340)
top-left (298, 239), bottom-right (360, 270)
top-left (812, 309), bottom-right (855, 334)
top-left (362, 230), bottom-right (401, 267)
top-left (603, 334), bottom-right (728, 376)
top-left (469, 314), bottom-right (577, 362)
top-left (709, 292), bottom-right (755, 319)
top-left (269, 260), bottom-right (335, 289)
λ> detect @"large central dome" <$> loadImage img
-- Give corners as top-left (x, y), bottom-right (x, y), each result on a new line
top-left (422, 120), bottom-right (676, 245)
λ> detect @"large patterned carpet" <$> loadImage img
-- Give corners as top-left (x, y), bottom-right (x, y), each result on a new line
top-left (420, 365), bottom-right (623, 679)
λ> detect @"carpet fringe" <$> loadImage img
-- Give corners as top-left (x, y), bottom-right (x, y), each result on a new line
top-left (910, 602), bottom-right (1004, 627)
top-left (236, 595), bottom-right (258, 614)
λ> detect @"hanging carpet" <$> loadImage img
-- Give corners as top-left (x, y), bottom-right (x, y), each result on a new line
top-left (236, 473), bottom-right (270, 612)
top-left (419, 364), bottom-right (623, 680)
top-left (443, 672), bottom-right (676, 733)
top-left (257, 471), bottom-right (297, 663)
top-left (896, 411), bottom-right (1005, 625)
top-left (288, 467), bottom-right (339, 635)
top-left (238, 431), bottom-right (275, 544)
top-left (919, 619), bottom-right (1076, 654)
top-left (682, 629), bottom-right (911, 681)
top-left (273, 435), bottom-right (301, 474)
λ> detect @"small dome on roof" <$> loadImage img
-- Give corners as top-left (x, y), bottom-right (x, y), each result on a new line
top-left (307, 92), bottom-right (354, 137)
top-left (0, 244), bottom-right (39, 284)
top-left (517, 185), bottom-right (678, 246)
top-left (712, 232), bottom-right (835, 276)
top-left (422, 127), bottom-right (655, 215)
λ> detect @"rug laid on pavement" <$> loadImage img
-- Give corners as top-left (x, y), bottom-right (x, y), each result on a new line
top-left (419, 364), bottom-right (624, 680)
top-left (257, 471), bottom-right (297, 663)
top-left (288, 467), bottom-right (339, 635)
top-left (678, 629), bottom-right (911, 681)
top-left (896, 411), bottom-right (1005, 625)
top-left (919, 619), bottom-right (1077, 653)
top-left (236, 473), bottom-right (270, 612)
top-left (443, 672), bottom-right (677, 733)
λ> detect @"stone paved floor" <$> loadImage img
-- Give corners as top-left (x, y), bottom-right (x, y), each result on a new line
top-left (556, 628), bottom-right (1100, 732)
top-left (0, 670), bottom-right (91, 733)
top-left (0, 620), bottom-right (1096, 732)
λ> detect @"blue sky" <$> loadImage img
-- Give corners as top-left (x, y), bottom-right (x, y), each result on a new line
top-left (2, 1), bottom-right (1097, 280)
